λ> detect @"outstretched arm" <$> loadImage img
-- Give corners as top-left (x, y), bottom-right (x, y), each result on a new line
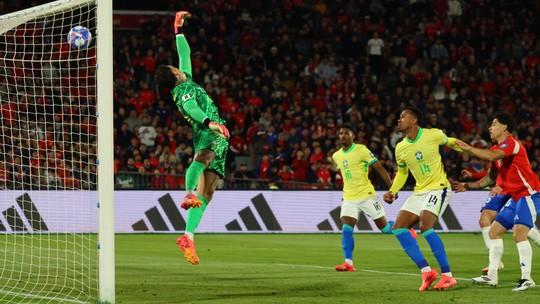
top-left (174, 11), bottom-right (192, 78)
top-left (451, 167), bottom-right (498, 192)
top-left (176, 34), bottom-right (192, 78)
top-left (455, 140), bottom-right (506, 161)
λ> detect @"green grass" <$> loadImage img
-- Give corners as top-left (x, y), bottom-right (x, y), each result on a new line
top-left (116, 233), bottom-right (540, 304)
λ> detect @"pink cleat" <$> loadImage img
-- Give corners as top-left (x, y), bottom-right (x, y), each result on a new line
top-left (176, 235), bottom-right (200, 265)
top-left (335, 262), bottom-right (356, 272)
top-left (419, 269), bottom-right (439, 292)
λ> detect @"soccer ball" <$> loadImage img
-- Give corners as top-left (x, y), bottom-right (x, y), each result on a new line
top-left (67, 26), bottom-right (92, 49)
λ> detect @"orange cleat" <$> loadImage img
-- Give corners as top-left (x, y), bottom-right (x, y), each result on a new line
top-left (409, 228), bottom-right (418, 239)
top-left (419, 269), bottom-right (439, 292)
top-left (433, 274), bottom-right (457, 290)
top-left (180, 193), bottom-right (202, 210)
top-left (335, 262), bottom-right (356, 272)
top-left (176, 235), bottom-right (200, 265)
top-left (174, 11), bottom-right (192, 33)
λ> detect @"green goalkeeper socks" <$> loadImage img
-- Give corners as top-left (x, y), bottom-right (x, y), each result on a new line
top-left (185, 160), bottom-right (206, 191)
top-left (185, 195), bottom-right (208, 235)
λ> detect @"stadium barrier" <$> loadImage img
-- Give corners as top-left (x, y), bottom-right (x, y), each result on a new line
top-left (3, 190), bottom-right (538, 233)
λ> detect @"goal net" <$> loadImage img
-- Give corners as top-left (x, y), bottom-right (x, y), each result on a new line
top-left (0, 0), bottom-right (112, 302)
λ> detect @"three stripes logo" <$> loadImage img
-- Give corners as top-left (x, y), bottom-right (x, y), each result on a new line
top-left (317, 207), bottom-right (374, 231)
top-left (225, 194), bottom-right (282, 231)
top-left (0, 193), bottom-right (48, 232)
top-left (132, 193), bottom-right (186, 231)
top-left (317, 205), bottom-right (464, 231)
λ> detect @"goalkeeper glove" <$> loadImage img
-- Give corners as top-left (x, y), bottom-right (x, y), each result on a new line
top-left (174, 11), bottom-right (191, 34)
top-left (208, 121), bottom-right (230, 139)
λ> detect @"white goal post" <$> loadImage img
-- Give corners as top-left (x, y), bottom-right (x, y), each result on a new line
top-left (0, 0), bottom-right (114, 303)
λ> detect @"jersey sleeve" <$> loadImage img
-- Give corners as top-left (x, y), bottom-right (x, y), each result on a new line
top-left (389, 144), bottom-right (409, 193)
top-left (173, 86), bottom-right (208, 124)
top-left (395, 144), bottom-right (407, 168)
top-left (363, 147), bottom-right (378, 166)
top-left (432, 128), bottom-right (448, 145)
top-left (493, 138), bottom-right (519, 157)
top-left (176, 34), bottom-right (192, 79)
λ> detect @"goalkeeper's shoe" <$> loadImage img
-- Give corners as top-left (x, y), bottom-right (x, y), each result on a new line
top-left (335, 262), bottom-right (356, 272)
top-left (180, 193), bottom-right (202, 210)
top-left (472, 275), bottom-right (497, 286)
top-left (481, 261), bottom-right (504, 275)
top-left (419, 269), bottom-right (438, 292)
top-left (174, 11), bottom-right (192, 33)
top-left (433, 274), bottom-right (457, 290)
top-left (176, 235), bottom-right (200, 265)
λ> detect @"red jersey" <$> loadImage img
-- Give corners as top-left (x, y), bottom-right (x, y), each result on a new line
top-left (491, 136), bottom-right (540, 200)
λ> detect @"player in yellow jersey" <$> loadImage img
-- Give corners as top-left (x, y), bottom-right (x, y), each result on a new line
top-left (383, 106), bottom-right (463, 291)
top-left (331, 123), bottom-right (394, 272)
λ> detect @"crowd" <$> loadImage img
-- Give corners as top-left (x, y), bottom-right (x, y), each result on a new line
top-left (113, 0), bottom-right (540, 190)
top-left (2, 1), bottom-right (540, 190)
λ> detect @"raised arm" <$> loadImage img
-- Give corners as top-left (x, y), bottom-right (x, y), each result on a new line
top-left (174, 11), bottom-right (192, 78)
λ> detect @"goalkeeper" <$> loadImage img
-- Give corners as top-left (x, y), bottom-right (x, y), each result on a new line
top-left (155, 11), bottom-right (230, 265)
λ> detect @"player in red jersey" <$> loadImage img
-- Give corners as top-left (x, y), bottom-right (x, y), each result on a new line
top-left (454, 113), bottom-right (540, 291)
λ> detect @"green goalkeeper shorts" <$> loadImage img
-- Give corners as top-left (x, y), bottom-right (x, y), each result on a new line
top-left (193, 128), bottom-right (229, 178)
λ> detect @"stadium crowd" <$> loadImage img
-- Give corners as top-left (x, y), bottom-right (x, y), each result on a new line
top-left (111, 0), bottom-right (540, 190)
top-left (2, 0), bottom-right (539, 190)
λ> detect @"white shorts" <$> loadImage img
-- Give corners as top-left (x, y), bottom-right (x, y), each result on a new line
top-left (340, 197), bottom-right (386, 220)
top-left (401, 189), bottom-right (451, 217)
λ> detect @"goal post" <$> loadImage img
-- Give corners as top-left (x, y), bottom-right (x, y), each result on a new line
top-left (96, 0), bottom-right (115, 302)
top-left (0, 0), bottom-right (114, 303)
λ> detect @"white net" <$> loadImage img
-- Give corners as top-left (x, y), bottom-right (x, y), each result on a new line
top-left (0, 0), bottom-right (98, 303)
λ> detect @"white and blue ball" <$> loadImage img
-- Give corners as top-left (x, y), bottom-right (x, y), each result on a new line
top-left (67, 26), bottom-right (92, 49)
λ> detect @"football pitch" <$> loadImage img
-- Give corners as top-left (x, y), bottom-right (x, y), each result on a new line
top-left (116, 233), bottom-right (540, 304)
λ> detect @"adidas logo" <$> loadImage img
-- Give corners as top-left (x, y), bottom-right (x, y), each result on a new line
top-left (1, 193), bottom-right (48, 232)
top-left (132, 193), bottom-right (185, 232)
top-left (317, 206), bottom-right (374, 231)
top-left (317, 205), bottom-right (463, 231)
top-left (225, 194), bottom-right (282, 231)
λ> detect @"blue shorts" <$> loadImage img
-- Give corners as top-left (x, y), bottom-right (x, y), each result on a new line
top-left (495, 193), bottom-right (540, 230)
top-left (480, 194), bottom-right (511, 212)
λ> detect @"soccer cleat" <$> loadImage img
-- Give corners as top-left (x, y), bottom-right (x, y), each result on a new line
top-left (409, 228), bottom-right (418, 239)
top-left (433, 275), bottom-right (457, 290)
top-left (419, 269), bottom-right (439, 292)
top-left (472, 275), bottom-right (497, 286)
top-left (481, 261), bottom-right (504, 275)
top-left (176, 235), bottom-right (200, 265)
top-left (512, 279), bottom-right (536, 291)
top-left (180, 193), bottom-right (202, 210)
top-left (174, 11), bottom-right (192, 33)
top-left (335, 262), bottom-right (356, 272)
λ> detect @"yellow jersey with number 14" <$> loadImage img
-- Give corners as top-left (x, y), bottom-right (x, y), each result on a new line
top-left (332, 144), bottom-right (378, 201)
top-left (395, 128), bottom-right (450, 192)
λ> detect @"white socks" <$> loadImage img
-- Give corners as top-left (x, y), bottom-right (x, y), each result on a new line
top-left (421, 266), bottom-right (432, 273)
top-left (488, 238), bottom-right (503, 281)
top-left (517, 240), bottom-right (532, 281)
top-left (185, 232), bottom-right (194, 240)
top-left (527, 228), bottom-right (540, 246)
top-left (345, 259), bottom-right (353, 265)
top-left (481, 226), bottom-right (491, 249)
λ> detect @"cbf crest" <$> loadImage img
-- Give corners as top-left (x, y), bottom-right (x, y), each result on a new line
top-left (415, 151), bottom-right (423, 160)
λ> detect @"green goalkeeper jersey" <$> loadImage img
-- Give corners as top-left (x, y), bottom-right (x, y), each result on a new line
top-left (171, 33), bottom-right (226, 134)
top-left (171, 81), bottom-right (226, 134)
